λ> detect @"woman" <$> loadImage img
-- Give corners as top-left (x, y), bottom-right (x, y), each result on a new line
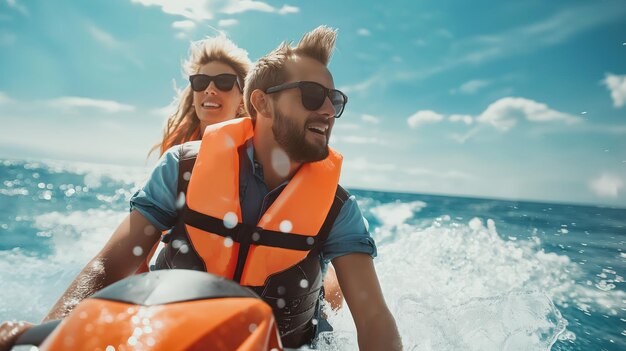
top-left (146, 35), bottom-right (344, 311)
top-left (153, 35), bottom-right (251, 155)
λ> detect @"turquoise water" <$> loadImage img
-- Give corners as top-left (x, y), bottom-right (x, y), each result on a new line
top-left (0, 158), bottom-right (624, 350)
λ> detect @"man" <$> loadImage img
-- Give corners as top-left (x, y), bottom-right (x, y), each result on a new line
top-left (0, 26), bottom-right (401, 350)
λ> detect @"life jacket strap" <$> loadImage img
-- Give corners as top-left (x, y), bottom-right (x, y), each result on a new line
top-left (182, 206), bottom-right (319, 251)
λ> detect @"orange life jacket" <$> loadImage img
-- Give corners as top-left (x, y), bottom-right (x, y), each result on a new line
top-left (153, 117), bottom-right (349, 347)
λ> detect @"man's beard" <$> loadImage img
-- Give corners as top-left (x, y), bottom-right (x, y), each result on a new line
top-left (272, 109), bottom-right (329, 163)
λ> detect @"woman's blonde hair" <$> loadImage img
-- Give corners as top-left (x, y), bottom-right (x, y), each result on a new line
top-left (153, 35), bottom-right (252, 156)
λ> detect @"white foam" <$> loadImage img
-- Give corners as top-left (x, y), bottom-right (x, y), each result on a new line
top-left (0, 209), bottom-right (126, 322)
top-left (322, 216), bottom-right (623, 350)
top-left (370, 200), bottom-right (426, 228)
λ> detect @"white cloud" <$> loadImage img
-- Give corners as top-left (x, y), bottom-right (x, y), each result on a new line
top-left (131, 0), bottom-right (217, 20)
top-left (456, 2), bottom-right (626, 65)
top-left (277, 5), bottom-right (299, 14)
top-left (449, 127), bottom-right (482, 144)
top-left (394, 2), bottom-right (626, 85)
top-left (458, 79), bottom-right (490, 94)
top-left (87, 24), bottom-right (120, 49)
top-left (361, 114), bottom-right (380, 124)
top-left (132, 0), bottom-right (299, 20)
top-left (47, 97), bottom-right (135, 113)
top-left (449, 114), bottom-right (473, 125)
top-left (218, 19), bottom-right (239, 27)
top-left (339, 74), bottom-right (382, 94)
top-left (602, 73), bottom-right (626, 108)
top-left (407, 110), bottom-right (445, 129)
top-left (222, 0), bottom-right (276, 14)
top-left (477, 97), bottom-right (581, 132)
top-left (589, 173), bottom-right (623, 198)
top-left (7, 0), bottom-right (29, 16)
top-left (357, 28), bottom-right (371, 36)
top-left (172, 20), bottom-right (196, 30)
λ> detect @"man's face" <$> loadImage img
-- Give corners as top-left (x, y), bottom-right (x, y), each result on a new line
top-left (270, 56), bottom-right (337, 163)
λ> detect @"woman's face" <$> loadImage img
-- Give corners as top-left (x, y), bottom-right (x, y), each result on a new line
top-left (192, 61), bottom-right (243, 131)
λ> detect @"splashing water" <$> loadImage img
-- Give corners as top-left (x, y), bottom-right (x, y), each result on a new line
top-left (1, 159), bottom-right (624, 351)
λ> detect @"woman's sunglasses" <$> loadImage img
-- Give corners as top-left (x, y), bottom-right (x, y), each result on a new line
top-left (265, 81), bottom-right (348, 118)
top-left (189, 74), bottom-right (242, 92)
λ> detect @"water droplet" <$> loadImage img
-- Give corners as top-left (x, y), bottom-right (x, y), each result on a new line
top-left (133, 246), bottom-right (143, 256)
top-left (183, 171), bottom-right (191, 181)
top-left (224, 135), bottom-right (235, 148)
top-left (144, 225), bottom-right (156, 236)
top-left (175, 192), bottom-right (186, 209)
top-left (306, 237), bottom-right (315, 245)
top-left (277, 286), bottom-right (286, 295)
top-left (79, 311), bottom-right (88, 319)
top-left (127, 336), bottom-right (138, 346)
top-left (223, 212), bottom-right (238, 229)
top-left (277, 298), bottom-right (286, 309)
top-left (224, 237), bottom-right (234, 247)
top-left (581, 111), bottom-right (587, 115)
top-left (251, 232), bottom-right (260, 242)
top-left (179, 244), bottom-right (189, 254)
top-left (249, 323), bottom-right (257, 333)
top-left (172, 240), bottom-right (182, 249)
top-left (106, 346), bottom-right (116, 351)
top-left (299, 279), bottom-right (309, 288)
top-left (279, 220), bottom-right (293, 233)
top-left (311, 318), bottom-right (318, 325)
top-left (146, 337), bottom-right (156, 346)
top-left (271, 148), bottom-right (290, 177)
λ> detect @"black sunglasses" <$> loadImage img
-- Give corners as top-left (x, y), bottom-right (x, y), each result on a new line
top-left (189, 74), bottom-right (242, 92)
top-left (265, 81), bottom-right (348, 118)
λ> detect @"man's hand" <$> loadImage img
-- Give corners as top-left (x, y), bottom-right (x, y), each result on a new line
top-left (0, 321), bottom-right (33, 351)
top-left (333, 253), bottom-right (402, 351)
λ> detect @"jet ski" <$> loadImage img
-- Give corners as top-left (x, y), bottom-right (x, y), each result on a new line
top-left (11, 269), bottom-right (307, 351)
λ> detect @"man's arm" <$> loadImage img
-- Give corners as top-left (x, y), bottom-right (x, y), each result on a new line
top-left (44, 209), bottom-right (160, 321)
top-left (333, 253), bottom-right (402, 351)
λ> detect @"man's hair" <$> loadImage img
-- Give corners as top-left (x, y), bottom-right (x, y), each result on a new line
top-left (244, 26), bottom-right (338, 118)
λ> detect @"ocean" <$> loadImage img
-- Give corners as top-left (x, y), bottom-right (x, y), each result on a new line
top-left (0, 158), bottom-right (624, 350)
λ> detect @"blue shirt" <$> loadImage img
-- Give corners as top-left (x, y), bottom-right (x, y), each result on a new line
top-left (130, 141), bottom-right (377, 265)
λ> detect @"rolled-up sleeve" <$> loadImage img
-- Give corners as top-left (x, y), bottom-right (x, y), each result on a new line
top-left (321, 194), bottom-right (377, 263)
top-left (130, 146), bottom-right (180, 231)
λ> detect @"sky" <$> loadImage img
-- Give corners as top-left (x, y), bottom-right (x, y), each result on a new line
top-left (0, 0), bottom-right (625, 207)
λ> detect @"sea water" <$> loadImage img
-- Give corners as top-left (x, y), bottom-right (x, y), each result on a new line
top-left (0, 158), bottom-right (624, 350)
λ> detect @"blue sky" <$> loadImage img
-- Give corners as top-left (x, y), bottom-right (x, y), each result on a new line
top-left (1, 0), bottom-right (625, 207)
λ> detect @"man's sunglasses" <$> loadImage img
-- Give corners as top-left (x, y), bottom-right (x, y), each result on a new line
top-left (265, 81), bottom-right (348, 118)
top-left (189, 74), bottom-right (242, 92)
